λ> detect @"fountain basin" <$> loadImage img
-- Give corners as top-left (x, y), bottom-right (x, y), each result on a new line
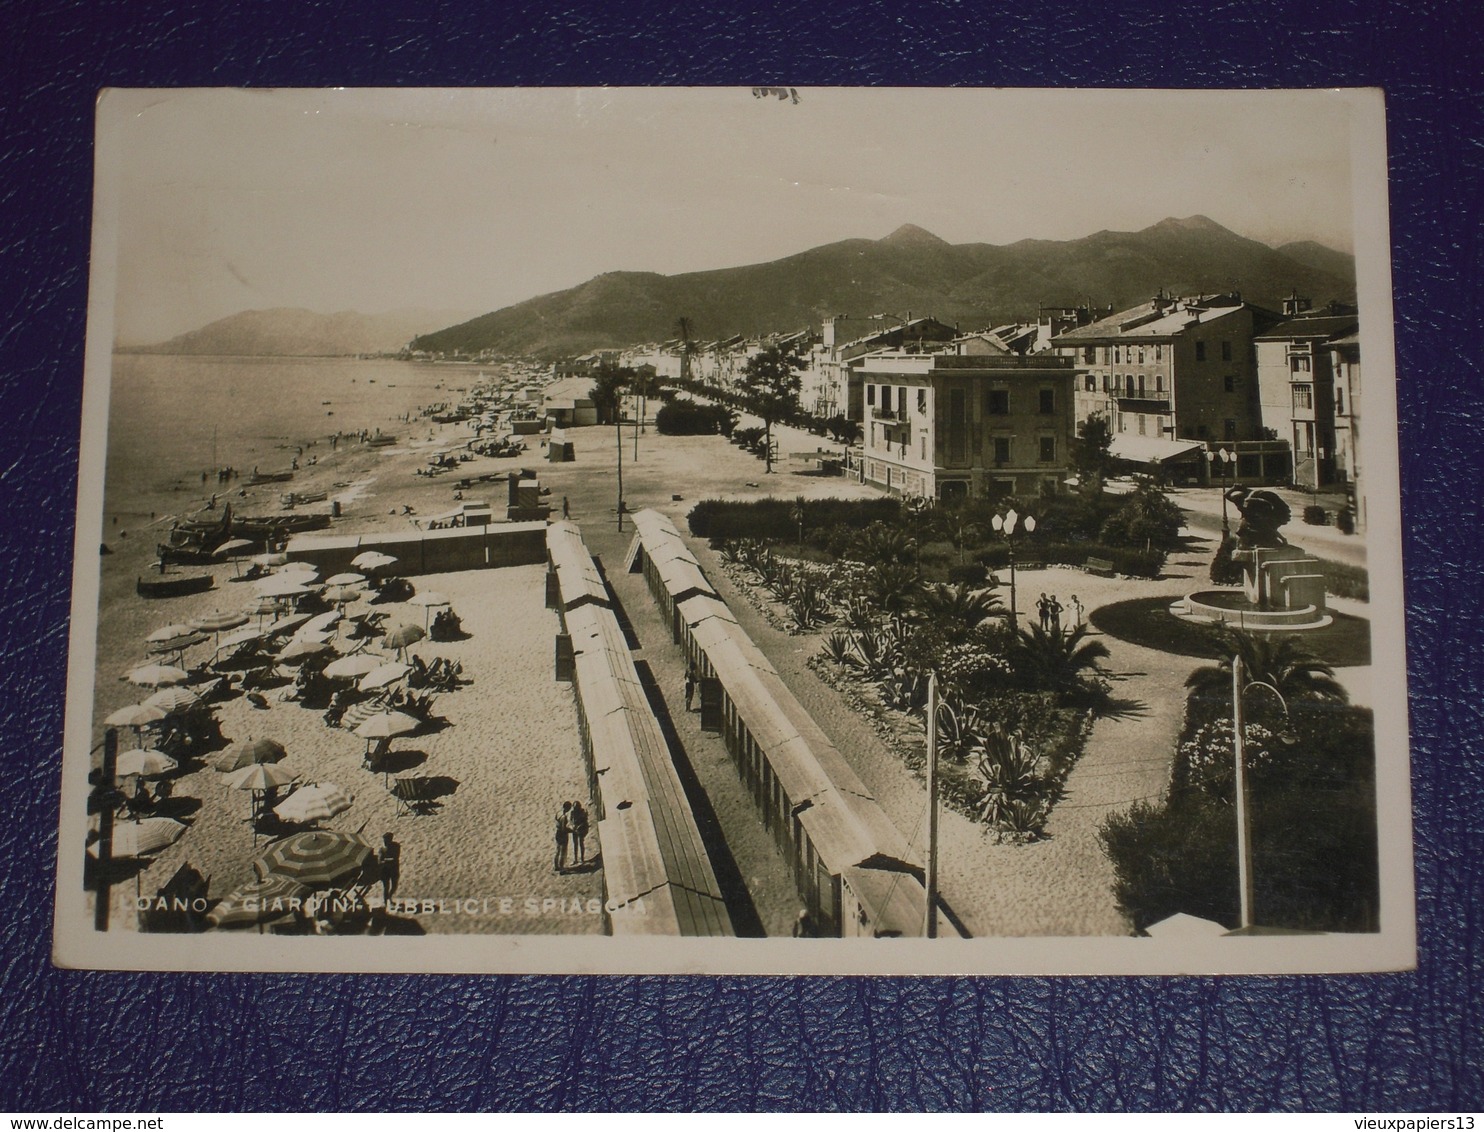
top-left (1171, 589), bottom-right (1332, 631)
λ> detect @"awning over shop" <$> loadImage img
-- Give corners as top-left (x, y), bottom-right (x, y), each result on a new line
top-left (1108, 434), bottom-right (1204, 464)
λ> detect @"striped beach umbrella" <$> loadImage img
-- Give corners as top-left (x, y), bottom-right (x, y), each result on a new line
top-left (205, 874), bottom-right (311, 930)
top-left (192, 610), bottom-right (250, 635)
top-left (143, 685), bottom-right (204, 714)
top-left (93, 817), bottom-right (187, 859)
top-left (212, 738), bottom-right (288, 773)
top-left (228, 762), bottom-right (296, 792)
top-left (146, 623), bottom-right (198, 644)
top-left (252, 830), bottom-right (374, 889)
top-left (383, 624), bottom-right (425, 651)
top-left (274, 783), bottom-right (354, 825)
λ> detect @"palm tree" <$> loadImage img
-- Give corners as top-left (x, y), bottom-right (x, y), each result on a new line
top-left (915, 581), bottom-right (1002, 629)
top-left (865, 563), bottom-right (921, 616)
top-left (1185, 630), bottom-right (1348, 705)
top-left (1010, 624), bottom-right (1111, 700)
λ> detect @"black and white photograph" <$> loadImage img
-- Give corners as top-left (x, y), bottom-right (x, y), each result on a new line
top-left (56, 86), bottom-right (1413, 974)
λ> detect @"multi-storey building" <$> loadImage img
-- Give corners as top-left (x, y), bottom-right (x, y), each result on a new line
top-left (1052, 292), bottom-right (1288, 483)
top-left (819, 315), bottom-right (959, 420)
top-left (1253, 299), bottom-right (1360, 492)
top-left (856, 341), bottom-right (1078, 502)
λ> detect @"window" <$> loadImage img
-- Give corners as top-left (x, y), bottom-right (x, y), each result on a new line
top-left (986, 389), bottom-right (1009, 415)
top-left (1156, 374), bottom-right (1165, 393)
top-left (1223, 419), bottom-right (1237, 441)
top-left (866, 384), bottom-right (875, 407)
top-left (1039, 389), bottom-right (1055, 414)
top-left (917, 388), bottom-right (927, 413)
top-left (1137, 346), bottom-right (1146, 364)
top-left (1293, 383), bottom-right (1314, 409)
top-left (1224, 374), bottom-right (1236, 393)
top-left (920, 437), bottom-right (926, 460)
top-left (1137, 414), bottom-right (1147, 436)
top-left (1291, 355), bottom-right (1312, 374)
top-left (993, 437), bottom-right (1011, 464)
top-left (1195, 341), bottom-right (1207, 362)
top-left (1084, 375), bottom-right (1096, 392)
top-left (1113, 345), bottom-right (1121, 364)
top-left (1336, 387), bottom-right (1345, 414)
top-left (1154, 344), bottom-right (1163, 362)
top-left (1221, 340), bottom-right (1233, 362)
top-left (1102, 374), bottom-right (1111, 393)
top-left (1039, 436), bottom-right (1056, 463)
top-left (1083, 346), bottom-right (1095, 363)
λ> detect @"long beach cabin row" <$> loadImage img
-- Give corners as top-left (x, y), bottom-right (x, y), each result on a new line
top-left (625, 509), bottom-right (960, 939)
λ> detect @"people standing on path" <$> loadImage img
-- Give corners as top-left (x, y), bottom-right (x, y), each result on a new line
top-left (1049, 595), bottom-right (1063, 635)
top-left (1037, 593), bottom-right (1051, 632)
top-left (553, 801), bottom-right (572, 872)
top-left (1070, 594), bottom-right (1085, 630)
top-left (569, 801), bottom-right (589, 866)
top-left (684, 665), bottom-right (697, 712)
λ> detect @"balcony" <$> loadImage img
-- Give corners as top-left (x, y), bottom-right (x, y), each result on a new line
top-left (1115, 395), bottom-right (1171, 413)
top-left (873, 406), bottom-right (905, 421)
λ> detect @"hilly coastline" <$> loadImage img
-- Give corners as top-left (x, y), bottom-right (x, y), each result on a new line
top-left (411, 216), bottom-right (1355, 358)
top-left (125, 306), bottom-right (483, 358)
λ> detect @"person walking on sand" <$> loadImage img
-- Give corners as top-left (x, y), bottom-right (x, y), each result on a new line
top-left (1049, 594), bottom-right (1063, 635)
top-left (684, 665), bottom-right (697, 712)
top-left (569, 801), bottom-right (590, 866)
top-left (1070, 594), bottom-right (1085, 630)
top-left (562, 495), bottom-right (570, 520)
top-left (377, 833), bottom-right (401, 905)
top-left (553, 801), bottom-right (572, 872)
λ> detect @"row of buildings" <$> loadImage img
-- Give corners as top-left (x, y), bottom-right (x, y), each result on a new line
top-left (600, 289), bottom-right (1362, 527)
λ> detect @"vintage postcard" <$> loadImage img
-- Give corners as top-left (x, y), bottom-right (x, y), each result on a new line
top-left (56, 87), bottom-right (1413, 973)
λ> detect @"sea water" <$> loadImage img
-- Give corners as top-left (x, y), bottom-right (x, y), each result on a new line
top-left (102, 353), bottom-right (495, 516)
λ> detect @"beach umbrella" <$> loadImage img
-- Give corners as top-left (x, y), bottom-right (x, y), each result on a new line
top-left (353, 711), bottom-right (419, 741)
top-left (213, 538), bottom-right (254, 557)
top-left (256, 575), bottom-right (310, 598)
top-left (143, 685), bottom-right (204, 714)
top-left (205, 874), bottom-right (311, 930)
top-left (274, 783), bottom-right (354, 825)
top-left (192, 610), bottom-right (249, 635)
top-left (213, 738), bottom-right (288, 773)
top-left (93, 817), bottom-right (187, 859)
top-left (298, 610), bottom-right (342, 637)
top-left (104, 703), bottom-right (168, 730)
top-left (146, 623), bottom-right (198, 644)
top-left (383, 624), bottom-right (425, 651)
top-left (228, 762), bottom-right (297, 792)
top-left (215, 626), bottom-right (264, 654)
top-left (265, 613), bottom-right (312, 636)
top-left (125, 663), bottom-right (189, 688)
top-left (357, 662), bottom-right (410, 692)
top-left (324, 572), bottom-right (365, 587)
top-left (323, 654), bottom-right (381, 680)
top-left (280, 561), bottom-right (319, 577)
top-left (252, 552), bottom-right (289, 568)
top-left (115, 748), bottom-right (178, 778)
top-left (278, 639), bottom-right (330, 664)
top-left (242, 596), bottom-right (282, 621)
top-left (322, 585), bottom-right (362, 607)
top-left (253, 830), bottom-right (374, 889)
top-left (146, 632), bottom-right (209, 659)
top-left (408, 591), bottom-right (450, 629)
top-left (352, 551), bottom-right (397, 571)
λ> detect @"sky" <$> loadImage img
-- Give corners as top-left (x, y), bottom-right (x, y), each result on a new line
top-left (99, 87), bottom-right (1366, 345)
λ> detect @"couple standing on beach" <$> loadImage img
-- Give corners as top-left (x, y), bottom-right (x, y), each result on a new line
top-left (553, 799), bottom-right (590, 872)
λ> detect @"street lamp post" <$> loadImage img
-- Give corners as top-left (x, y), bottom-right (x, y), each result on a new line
top-left (991, 508), bottom-right (1036, 628)
top-left (1207, 447), bottom-right (1233, 535)
top-left (904, 494), bottom-right (930, 573)
top-left (1230, 653), bottom-right (1292, 931)
top-left (615, 403), bottom-right (625, 533)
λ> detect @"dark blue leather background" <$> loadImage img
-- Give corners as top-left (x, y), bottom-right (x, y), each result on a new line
top-left (3, 0), bottom-right (1480, 1112)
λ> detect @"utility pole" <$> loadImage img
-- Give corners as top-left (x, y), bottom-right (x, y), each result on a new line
top-left (924, 672), bottom-right (939, 939)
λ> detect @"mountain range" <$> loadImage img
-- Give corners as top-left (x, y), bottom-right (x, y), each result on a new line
top-left (409, 216), bottom-right (1356, 358)
top-left (125, 307), bottom-right (483, 357)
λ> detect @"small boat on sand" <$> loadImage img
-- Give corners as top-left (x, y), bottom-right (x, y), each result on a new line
top-left (137, 574), bottom-right (214, 599)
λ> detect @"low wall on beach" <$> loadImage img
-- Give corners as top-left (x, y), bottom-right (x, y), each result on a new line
top-left (285, 521), bottom-right (548, 576)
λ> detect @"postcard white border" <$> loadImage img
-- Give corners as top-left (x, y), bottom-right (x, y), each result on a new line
top-left (54, 87), bottom-right (1415, 975)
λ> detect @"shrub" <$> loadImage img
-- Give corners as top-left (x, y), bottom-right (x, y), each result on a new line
top-left (1302, 504), bottom-right (1329, 525)
top-left (1099, 482), bottom-right (1185, 551)
top-left (1317, 558), bottom-right (1369, 601)
top-left (947, 562), bottom-right (988, 587)
top-left (687, 497), bottom-right (901, 542)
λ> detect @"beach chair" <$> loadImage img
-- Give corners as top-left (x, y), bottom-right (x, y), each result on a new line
top-left (390, 775), bottom-right (437, 818)
top-left (363, 737), bottom-right (391, 772)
